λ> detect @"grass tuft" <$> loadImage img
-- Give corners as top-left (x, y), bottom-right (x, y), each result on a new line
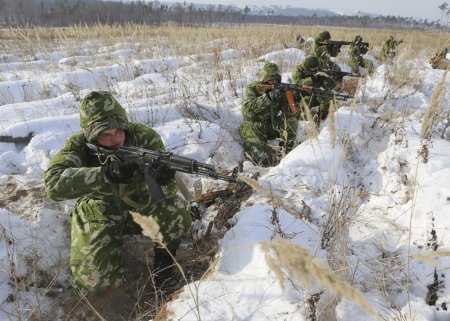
top-left (262, 239), bottom-right (380, 320)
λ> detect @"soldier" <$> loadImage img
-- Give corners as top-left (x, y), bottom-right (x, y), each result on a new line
top-left (348, 35), bottom-right (374, 74)
top-left (44, 91), bottom-right (192, 296)
top-left (380, 35), bottom-right (403, 61)
top-left (239, 62), bottom-right (299, 167)
top-left (310, 30), bottom-right (344, 90)
top-left (291, 56), bottom-right (334, 122)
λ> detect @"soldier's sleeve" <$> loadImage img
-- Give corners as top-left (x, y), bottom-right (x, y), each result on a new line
top-left (291, 64), bottom-right (301, 84)
top-left (296, 67), bottom-right (314, 87)
top-left (44, 134), bottom-right (104, 201)
top-left (300, 77), bottom-right (314, 87)
top-left (241, 83), bottom-right (272, 119)
top-left (350, 46), bottom-right (359, 57)
top-left (291, 64), bottom-right (312, 85)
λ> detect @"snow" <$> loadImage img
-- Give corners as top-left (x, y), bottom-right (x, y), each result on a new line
top-left (0, 34), bottom-right (449, 321)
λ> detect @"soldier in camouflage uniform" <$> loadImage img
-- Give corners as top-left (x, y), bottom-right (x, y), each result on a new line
top-left (348, 35), bottom-right (374, 74)
top-left (239, 63), bottom-right (299, 167)
top-left (44, 91), bottom-right (191, 294)
top-left (380, 35), bottom-right (403, 61)
top-left (292, 56), bottom-right (333, 122)
top-left (309, 30), bottom-right (344, 90)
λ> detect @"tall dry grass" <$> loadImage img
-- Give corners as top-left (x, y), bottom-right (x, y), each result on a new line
top-left (262, 239), bottom-right (381, 320)
top-left (1, 24), bottom-right (449, 61)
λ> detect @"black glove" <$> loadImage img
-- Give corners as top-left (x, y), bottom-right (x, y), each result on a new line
top-left (153, 163), bottom-right (176, 186)
top-left (267, 88), bottom-right (283, 101)
top-left (104, 160), bottom-right (138, 184)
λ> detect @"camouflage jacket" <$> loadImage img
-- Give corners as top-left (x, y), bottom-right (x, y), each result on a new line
top-left (292, 63), bottom-right (318, 87)
top-left (44, 123), bottom-right (178, 206)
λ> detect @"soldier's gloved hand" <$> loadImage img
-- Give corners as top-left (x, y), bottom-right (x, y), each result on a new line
top-left (104, 160), bottom-right (138, 184)
top-left (310, 106), bottom-right (320, 116)
top-left (153, 163), bottom-right (176, 186)
top-left (267, 88), bottom-right (283, 101)
top-left (315, 71), bottom-right (331, 78)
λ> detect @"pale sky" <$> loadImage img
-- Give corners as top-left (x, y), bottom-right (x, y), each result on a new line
top-left (176, 0), bottom-right (444, 21)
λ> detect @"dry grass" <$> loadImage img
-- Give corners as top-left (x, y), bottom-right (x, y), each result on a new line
top-left (1, 25), bottom-right (449, 61)
top-left (418, 70), bottom-right (448, 162)
top-left (420, 70), bottom-right (448, 140)
top-left (262, 239), bottom-right (381, 320)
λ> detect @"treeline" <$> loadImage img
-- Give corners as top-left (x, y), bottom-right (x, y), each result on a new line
top-left (0, 0), bottom-right (444, 30)
top-left (0, 0), bottom-right (247, 26)
top-left (247, 14), bottom-right (442, 31)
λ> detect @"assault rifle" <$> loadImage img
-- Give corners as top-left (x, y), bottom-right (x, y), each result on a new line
top-left (257, 82), bottom-right (353, 115)
top-left (299, 70), bottom-right (361, 79)
top-left (258, 83), bottom-right (353, 100)
top-left (86, 143), bottom-right (244, 204)
top-left (298, 84), bottom-right (353, 101)
top-left (319, 40), bottom-right (369, 48)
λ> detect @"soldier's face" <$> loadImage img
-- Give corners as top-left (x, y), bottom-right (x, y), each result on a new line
top-left (266, 78), bottom-right (279, 85)
top-left (96, 128), bottom-right (125, 149)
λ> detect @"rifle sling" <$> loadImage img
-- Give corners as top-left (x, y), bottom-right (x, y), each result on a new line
top-left (119, 184), bottom-right (151, 210)
top-left (118, 166), bottom-right (167, 210)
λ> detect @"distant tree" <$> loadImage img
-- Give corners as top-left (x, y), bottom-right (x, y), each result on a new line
top-left (446, 8), bottom-right (450, 25)
top-left (438, 2), bottom-right (448, 25)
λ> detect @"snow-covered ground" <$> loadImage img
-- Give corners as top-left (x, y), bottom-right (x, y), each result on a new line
top-left (0, 34), bottom-right (449, 321)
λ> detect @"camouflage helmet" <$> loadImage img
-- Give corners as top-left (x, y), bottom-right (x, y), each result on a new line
top-left (303, 56), bottom-right (319, 70)
top-left (79, 91), bottom-right (129, 143)
top-left (319, 31), bottom-right (331, 41)
top-left (315, 30), bottom-right (331, 47)
top-left (259, 62), bottom-right (282, 83)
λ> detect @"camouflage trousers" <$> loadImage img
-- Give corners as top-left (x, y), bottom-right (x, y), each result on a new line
top-left (70, 194), bottom-right (191, 294)
top-left (239, 116), bottom-right (298, 166)
top-left (349, 56), bottom-right (374, 74)
top-left (302, 96), bottom-right (330, 122)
